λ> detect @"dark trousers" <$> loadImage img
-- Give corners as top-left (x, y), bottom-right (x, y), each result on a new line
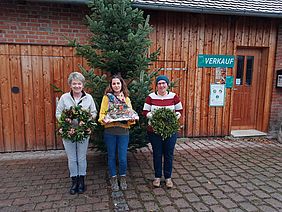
top-left (148, 132), bottom-right (177, 179)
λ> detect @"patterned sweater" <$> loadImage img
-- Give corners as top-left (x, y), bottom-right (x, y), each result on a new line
top-left (142, 91), bottom-right (183, 132)
top-left (98, 95), bottom-right (135, 129)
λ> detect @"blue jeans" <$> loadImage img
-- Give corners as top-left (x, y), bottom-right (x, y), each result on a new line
top-left (148, 132), bottom-right (177, 179)
top-left (104, 133), bottom-right (129, 177)
top-left (63, 137), bottom-right (89, 177)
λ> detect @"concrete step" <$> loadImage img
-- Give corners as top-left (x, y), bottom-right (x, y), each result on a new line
top-left (231, 129), bottom-right (267, 138)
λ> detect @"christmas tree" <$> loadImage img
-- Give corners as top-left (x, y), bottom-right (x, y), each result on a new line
top-left (71, 0), bottom-right (159, 151)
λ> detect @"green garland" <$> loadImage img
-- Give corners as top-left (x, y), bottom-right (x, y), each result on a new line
top-left (150, 108), bottom-right (180, 140)
top-left (57, 106), bottom-right (96, 143)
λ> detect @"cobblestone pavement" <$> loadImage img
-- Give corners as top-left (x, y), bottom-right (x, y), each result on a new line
top-left (1, 138), bottom-right (282, 212)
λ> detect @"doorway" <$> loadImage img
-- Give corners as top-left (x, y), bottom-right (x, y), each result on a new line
top-left (231, 48), bottom-right (266, 130)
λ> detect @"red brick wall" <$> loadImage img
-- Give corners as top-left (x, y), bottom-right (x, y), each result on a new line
top-left (269, 23), bottom-right (282, 136)
top-left (0, 0), bottom-right (90, 45)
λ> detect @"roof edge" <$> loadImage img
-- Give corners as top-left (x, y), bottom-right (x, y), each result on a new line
top-left (132, 3), bottom-right (282, 19)
top-left (25, 0), bottom-right (88, 4)
top-left (24, 0), bottom-right (282, 18)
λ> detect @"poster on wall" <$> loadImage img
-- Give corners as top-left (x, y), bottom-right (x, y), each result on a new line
top-left (215, 67), bottom-right (227, 84)
top-left (209, 84), bottom-right (225, 107)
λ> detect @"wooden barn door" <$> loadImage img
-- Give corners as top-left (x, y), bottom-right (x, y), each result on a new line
top-left (231, 48), bottom-right (265, 130)
top-left (0, 44), bottom-right (86, 152)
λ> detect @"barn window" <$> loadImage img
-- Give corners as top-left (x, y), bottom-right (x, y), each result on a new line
top-left (246, 56), bottom-right (254, 86)
top-left (236, 55), bottom-right (244, 85)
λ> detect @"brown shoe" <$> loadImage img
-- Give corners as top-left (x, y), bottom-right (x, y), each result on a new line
top-left (153, 178), bottom-right (161, 187)
top-left (165, 178), bottom-right (173, 188)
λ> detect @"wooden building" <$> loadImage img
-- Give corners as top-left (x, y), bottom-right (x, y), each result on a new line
top-left (0, 0), bottom-right (281, 152)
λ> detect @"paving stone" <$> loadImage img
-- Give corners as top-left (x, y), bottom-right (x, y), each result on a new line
top-left (13, 197), bottom-right (32, 206)
top-left (185, 193), bottom-right (200, 202)
top-left (211, 178), bottom-right (225, 186)
top-left (235, 187), bottom-right (252, 196)
top-left (58, 206), bottom-right (76, 212)
top-left (178, 185), bottom-right (193, 193)
top-left (241, 183), bottom-right (259, 191)
top-left (253, 189), bottom-right (271, 198)
top-left (173, 178), bottom-right (187, 185)
top-left (35, 202), bottom-right (53, 210)
top-left (155, 195), bottom-right (172, 206)
top-left (219, 184), bottom-right (235, 193)
top-left (174, 198), bottom-right (190, 208)
top-left (0, 206), bottom-right (22, 212)
top-left (228, 208), bottom-right (245, 212)
top-left (257, 205), bottom-right (280, 212)
top-left (152, 187), bottom-right (166, 196)
top-left (239, 202), bottom-right (259, 211)
top-left (209, 205), bottom-right (229, 212)
top-left (227, 193), bottom-right (246, 202)
top-left (162, 205), bottom-right (178, 212)
top-left (226, 180), bottom-right (241, 188)
top-left (168, 189), bottom-right (183, 198)
top-left (271, 192), bottom-right (282, 201)
top-left (143, 201), bottom-right (160, 211)
top-left (219, 199), bottom-right (238, 209)
top-left (201, 195), bottom-right (219, 205)
top-left (187, 180), bottom-right (201, 188)
top-left (191, 202), bottom-right (209, 211)
top-left (193, 187), bottom-right (209, 195)
top-left (259, 185), bottom-right (277, 193)
top-left (91, 202), bottom-right (110, 211)
top-left (19, 203), bottom-right (36, 211)
top-left (0, 199), bottom-right (13, 207)
top-left (51, 200), bottom-right (70, 208)
top-left (124, 190), bottom-right (139, 199)
top-left (265, 198), bottom-right (282, 209)
top-left (140, 192), bottom-right (155, 201)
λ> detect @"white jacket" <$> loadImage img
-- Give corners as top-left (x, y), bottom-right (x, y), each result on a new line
top-left (56, 91), bottom-right (97, 120)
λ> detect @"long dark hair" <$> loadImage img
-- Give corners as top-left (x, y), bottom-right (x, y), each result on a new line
top-left (104, 75), bottom-right (129, 97)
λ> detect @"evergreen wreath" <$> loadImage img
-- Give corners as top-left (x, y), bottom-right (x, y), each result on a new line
top-left (57, 105), bottom-right (96, 143)
top-left (150, 108), bottom-right (180, 140)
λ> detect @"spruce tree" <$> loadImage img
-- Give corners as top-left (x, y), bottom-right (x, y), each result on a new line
top-left (71, 0), bottom-right (159, 151)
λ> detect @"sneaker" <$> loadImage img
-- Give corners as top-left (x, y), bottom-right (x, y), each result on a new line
top-left (152, 178), bottom-right (161, 187)
top-left (110, 176), bottom-right (119, 192)
top-left (165, 178), bottom-right (173, 188)
top-left (120, 176), bottom-right (127, 190)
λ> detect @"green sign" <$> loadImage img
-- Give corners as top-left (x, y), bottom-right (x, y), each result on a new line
top-left (198, 54), bottom-right (235, 68)
top-left (225, 76), bottom-right (234, 88)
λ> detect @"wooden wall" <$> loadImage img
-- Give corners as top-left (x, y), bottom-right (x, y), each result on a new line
top-left (147, 11), bottom-right (277, 137)
top-left (0, 12), bottom-right (278, 152)
top-left (0, 44), bottom-right (87, 152)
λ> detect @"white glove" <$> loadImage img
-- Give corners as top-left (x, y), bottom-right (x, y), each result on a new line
top-left (146, 112), bottom-right (153, 119)
top-left (175, 112), bottom-right (181, 120)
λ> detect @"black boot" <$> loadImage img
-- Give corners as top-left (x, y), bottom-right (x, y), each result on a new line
top-left (77, 175), bottom-right (86, 194)
top-left (70, 176), bottom-right (78, 195)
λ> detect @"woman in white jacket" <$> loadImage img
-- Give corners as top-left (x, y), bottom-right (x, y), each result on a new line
top-left (56, 72), bottom-right (97, 195)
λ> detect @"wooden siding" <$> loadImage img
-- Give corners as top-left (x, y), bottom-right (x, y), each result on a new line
top-left (0, 44), bottom-right (88, 152)
top-left (148, 11), bottom-right (277, 137)
top-left (0, 12), bottom-right (278, 152)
